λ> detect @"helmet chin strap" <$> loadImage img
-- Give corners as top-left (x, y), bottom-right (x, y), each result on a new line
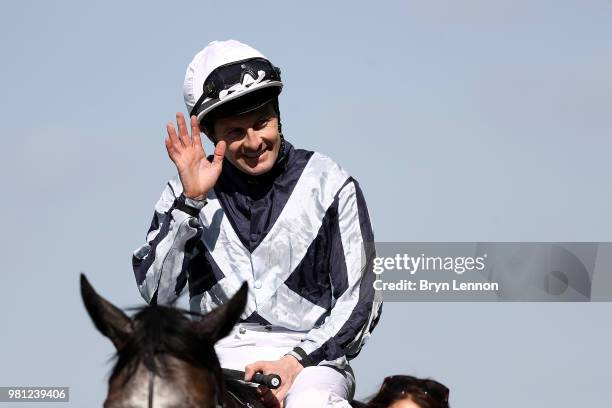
top-left (272, 97), bottom-right (287, 164)
top-left (275, 132), bottom-right (286, 164)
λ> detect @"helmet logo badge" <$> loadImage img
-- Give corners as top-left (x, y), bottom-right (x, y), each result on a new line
top-left (218, 70), bottom-right (266, 101)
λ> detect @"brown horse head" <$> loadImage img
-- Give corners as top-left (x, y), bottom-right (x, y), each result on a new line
top-left (80, 274), bottom-right (252, 408)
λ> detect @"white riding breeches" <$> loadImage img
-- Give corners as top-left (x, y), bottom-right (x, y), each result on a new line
top-left (214, 323), bottom-right (355, 407)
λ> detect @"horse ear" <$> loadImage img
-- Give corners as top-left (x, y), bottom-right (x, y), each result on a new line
top-left (192, 282), bottom-right (248, 343)
top-left (80, 273), bottom-right (133, 350)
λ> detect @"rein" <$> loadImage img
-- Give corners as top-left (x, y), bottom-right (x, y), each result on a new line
top-left (147, 371), bottom-right (154, 408)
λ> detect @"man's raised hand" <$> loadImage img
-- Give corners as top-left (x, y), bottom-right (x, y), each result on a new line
top-left (164, 113), bottom-right (225, 199)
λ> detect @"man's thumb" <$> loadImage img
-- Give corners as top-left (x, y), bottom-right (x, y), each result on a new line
top-left (212, 141), bottom-right (226, 167)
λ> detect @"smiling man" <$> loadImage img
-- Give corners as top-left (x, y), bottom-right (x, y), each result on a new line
top-left (208, 103), bottom-right (280, 174)
top-left (132, 40), bottom-right (383, 407)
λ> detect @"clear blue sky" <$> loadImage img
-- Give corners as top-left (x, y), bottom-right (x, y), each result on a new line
top-left (1, 1), bottom-right (611, 406)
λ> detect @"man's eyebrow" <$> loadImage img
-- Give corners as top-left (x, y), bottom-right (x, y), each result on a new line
top-left (217, 123), bottom-right (236, 135)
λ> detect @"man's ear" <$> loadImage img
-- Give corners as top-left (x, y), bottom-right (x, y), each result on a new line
top-left (80, 273), bottom-right (133, 350)
top-left (191, 282), bottom-right (248, 343)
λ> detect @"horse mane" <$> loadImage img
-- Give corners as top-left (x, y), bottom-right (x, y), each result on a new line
top-left (109, 304), bottom-right (219, 385)
top-left (108, 304), bottom-right (266, 407)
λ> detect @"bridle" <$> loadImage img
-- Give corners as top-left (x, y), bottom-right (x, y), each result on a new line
top-left (146, 370), bottom-right (227, 408)
top-left (147, 371), bottom-right (154, 408)
top-left (141, 355), bottom-right (264, 408)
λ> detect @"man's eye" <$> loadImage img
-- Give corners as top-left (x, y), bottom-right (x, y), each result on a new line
top-left (226, 128), bottom-right (242, 137)
top-left (255, 119), bottom-right (269, 128)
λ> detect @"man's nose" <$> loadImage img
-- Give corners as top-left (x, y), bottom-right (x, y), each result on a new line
top-left (243, 127), bottom-right (263, 151)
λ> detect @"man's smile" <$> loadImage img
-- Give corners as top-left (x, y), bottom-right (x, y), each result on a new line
top-left (243, 150), bottom-right (266, 159)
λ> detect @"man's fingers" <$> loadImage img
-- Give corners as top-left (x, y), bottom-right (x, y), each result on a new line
top-left (164, 137), bottom-right (174, 156)
top-left (245, 360), bottom-right (270, 381)
top-left (190, 115), bottom-right (203, 149)
top-left (244, 364), bottom-right (258, 381)
top-left (166, 122), bottom-right (183, 149)
top-left (176, 113), bottom-right (189, 146)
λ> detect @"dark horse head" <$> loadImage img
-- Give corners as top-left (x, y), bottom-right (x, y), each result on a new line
top-left (80, 274), bottom-right (262, 408)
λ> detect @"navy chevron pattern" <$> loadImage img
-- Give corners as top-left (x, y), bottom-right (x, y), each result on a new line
top-left (131, 139), bottom-right (382, 369)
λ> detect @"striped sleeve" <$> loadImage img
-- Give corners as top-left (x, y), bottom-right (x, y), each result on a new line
top-left (132, 177), bottom-right (206, 305)
top-left (288, 178), bottom-right (383, 367)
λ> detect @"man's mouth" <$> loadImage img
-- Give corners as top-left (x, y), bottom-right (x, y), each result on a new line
top-left (243, 150), bottom-right (266, 159)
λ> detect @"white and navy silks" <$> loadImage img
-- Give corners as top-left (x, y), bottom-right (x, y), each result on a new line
top-left (132, 139), bottom-right (383, 404)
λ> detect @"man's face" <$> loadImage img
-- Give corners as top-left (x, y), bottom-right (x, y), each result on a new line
top-left (205, 103), bottom-right (281, 176)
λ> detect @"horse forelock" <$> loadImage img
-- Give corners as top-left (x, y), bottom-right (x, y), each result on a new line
top-left (109, 304), bottom-right (220, 386)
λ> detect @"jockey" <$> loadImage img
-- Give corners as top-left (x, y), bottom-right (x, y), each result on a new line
top-left (132, 39), bottom-right (383, 408)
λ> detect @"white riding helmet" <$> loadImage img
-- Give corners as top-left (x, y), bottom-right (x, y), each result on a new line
top-left (183, 40), bottom-right (283, 124)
